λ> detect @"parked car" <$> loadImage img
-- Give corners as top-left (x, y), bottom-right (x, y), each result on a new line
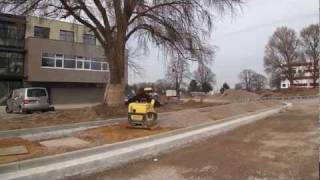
top-left (5, 87), bottom-right (54, 113)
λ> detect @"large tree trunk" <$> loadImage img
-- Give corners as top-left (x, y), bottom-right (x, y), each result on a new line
top-left (103, 40), bottom-right (126, 106)
top-left (104, 79), bottom-right (125, 106)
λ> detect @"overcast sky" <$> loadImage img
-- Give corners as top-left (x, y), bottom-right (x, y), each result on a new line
top-left (128, 0), bottom-right (319, 89)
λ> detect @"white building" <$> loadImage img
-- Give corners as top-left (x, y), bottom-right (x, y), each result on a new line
top-left (280, 62), bottom-right (319, 89)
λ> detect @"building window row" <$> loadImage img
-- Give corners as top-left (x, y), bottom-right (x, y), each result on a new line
top-left (34, 26), bottom-right (96, 45)
top-left (0, 52), bottom-right (24, 77)
top-left (41, 53), bottom-right (108, 72)
top-left (0, 22), bottom-right (25, 48)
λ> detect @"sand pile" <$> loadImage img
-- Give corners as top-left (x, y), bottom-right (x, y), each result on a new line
top-left (219, 90), bottom-right (260, 101)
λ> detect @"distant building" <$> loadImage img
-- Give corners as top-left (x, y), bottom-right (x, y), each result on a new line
top-left (0, 14), bottom-right (127, 105)
top-left (280, 62), bottom-right (319, 89)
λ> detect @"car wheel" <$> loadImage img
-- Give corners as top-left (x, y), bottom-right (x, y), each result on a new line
top-left (5, 106), bottom-right (12, 114)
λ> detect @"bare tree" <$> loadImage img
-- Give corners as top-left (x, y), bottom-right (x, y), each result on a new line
top-left (269, 71), bottom-right (281, 89)
top-left (264, 27), bottom-right (301, 87)
top-left (193, 64), bottom-right (216, 90)
top-left (251, 73), bottom-right (267, 91)
top-left (238, 69), bottom-right (267, 91)
top-left (238, 69), bottom-right (255, 91)
top-left (166, 56), bottom-right (191, 99)
top-left (1, 0), bottom-right (241, 106)
top-left (154, 78), bottom-right (172, 95)
top-left (234, 83), bottom-right (243, 90)
top-left (300, 24), bottom-right (320, 88)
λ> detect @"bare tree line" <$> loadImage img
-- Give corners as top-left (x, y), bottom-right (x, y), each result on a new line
top-left (264, 24), bottom-right (320, 89)
top-left (236, 69), bottom-right (267, 91)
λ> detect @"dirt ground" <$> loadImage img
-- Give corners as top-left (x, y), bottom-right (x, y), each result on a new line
top-left (259, 88), bottom-right (319, 97)
top-left (0, 125), bottom-right (173, 164)
top-left (0, 101), bottom-right (224, 130)
top-left (77, 123), bottom-right (174, 145)
top-left (76, 99), bottom-right (319, 180)
top-left (0, 137), bottom-right (45, 164)
top-left (0, 101), bottom-right (280, 164)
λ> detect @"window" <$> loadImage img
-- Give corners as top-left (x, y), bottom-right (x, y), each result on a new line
top-left (83, 34), bottom-right (96, 45)
top-left (64, 60), bottom-right (76, 68)
top-left (41, 53), bottom-right (108, 72)
top-left (63, 55), bottom-right (76, 68)
top-left (34, 26), bottom-right (50, 39)
top-left (60, 30), bottom-right (74, 42)
top-left (27, 89), bottom-right (47, 97)
top-left (0, 56), bottom-right (8, 68)
top-left (55, 54), bottom-right (63, 68)
top-left (0, 21), bottom-right (25, 47)
top-left (282, 84), bottom-right (286, 88)
top-left (91, 61), bottom-right (101, 70)
top-left (102, 63), bottom-right (108, 71)
top-left (84, 61), bottom-right (91, 69)
top-left (42, 53), bottom-right (55, 67)
top-left (42, 58), bottom-right (55, 67)
top-left (76, 56), bottom-right (84, 69)
top-left (0, 52), bottom-right (24, 77)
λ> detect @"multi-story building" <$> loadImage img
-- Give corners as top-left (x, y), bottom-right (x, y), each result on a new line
top-left (280, 62), bottom-right (319, 89)
top-left (24, 16), bottom-right (109, 104)
top-left (0, 14), bottom-right (126, 105)
top-left (0, 13), bottom-right (26, 101)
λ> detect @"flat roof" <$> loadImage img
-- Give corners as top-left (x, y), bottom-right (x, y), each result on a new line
top-left (0, 13), bottom-right (26, 24)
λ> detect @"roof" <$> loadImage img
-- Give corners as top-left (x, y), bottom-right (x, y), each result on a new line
top-left (0, 13), bottom-right (26, 24)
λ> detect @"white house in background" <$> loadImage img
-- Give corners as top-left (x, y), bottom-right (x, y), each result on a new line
top-left (280, 62), bottom-right (319, 89)
top-left (281, 79), bottom-right (290, 89)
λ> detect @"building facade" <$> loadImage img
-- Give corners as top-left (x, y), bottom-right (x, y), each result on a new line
top-left (280, 62), bottom-right (319, 89)
top-left (0, 14), bottom-right (122, 105)
top-left (0, 13), bottom-right (26, 102)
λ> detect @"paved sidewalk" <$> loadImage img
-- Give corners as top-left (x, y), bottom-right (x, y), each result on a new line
top-left (53, 103), bottom-right (100, 110)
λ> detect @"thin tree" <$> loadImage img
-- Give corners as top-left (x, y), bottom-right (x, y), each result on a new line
top-left (1, 0), bottom-right (241, 106)
top-left (300, 24), bottom-right (320, 88)
top-left (188, 79), bottom-right (198, 92)
top-left (269, 71), bottom-right (281, 89)
top-left (251, 73), bottom-right (267, 91)
top-left (194, 63), bottom-right (216, 91)
top-left (154, 78), bottom-right (172, 95)
top-left (264, 27), bottom-right (301, 87)
top-left (238, 69), bottom-right (255, 91)
top-left (166, 56), bottom-right (191, 99)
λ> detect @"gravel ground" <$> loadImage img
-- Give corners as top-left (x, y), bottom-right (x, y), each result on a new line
top-left (76, 99), bottom-right (319, 180)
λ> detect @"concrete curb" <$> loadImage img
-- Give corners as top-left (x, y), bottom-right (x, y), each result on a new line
top-left (0, 103), bottom-right (291, 180)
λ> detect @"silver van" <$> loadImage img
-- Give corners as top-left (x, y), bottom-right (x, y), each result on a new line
top-left (6, 87), bottom-right (52, 113)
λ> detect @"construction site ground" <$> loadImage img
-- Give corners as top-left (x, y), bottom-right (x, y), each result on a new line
top-left (0, 101), bottom-right (226, 131)
top-left (76, 99), bottom-right (319, 180)
top-left (0, 101), bottom-right (280, 164)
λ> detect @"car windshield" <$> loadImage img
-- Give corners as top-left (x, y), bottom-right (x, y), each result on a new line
top-left (27, 89), bottom-right (47, 97)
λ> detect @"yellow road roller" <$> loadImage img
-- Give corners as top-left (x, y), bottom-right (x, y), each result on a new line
top-left (128, 99), bottom-right (158, 129)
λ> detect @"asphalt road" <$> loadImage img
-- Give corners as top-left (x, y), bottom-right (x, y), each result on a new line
top-left (75, 99), bottom-right (320, 180)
